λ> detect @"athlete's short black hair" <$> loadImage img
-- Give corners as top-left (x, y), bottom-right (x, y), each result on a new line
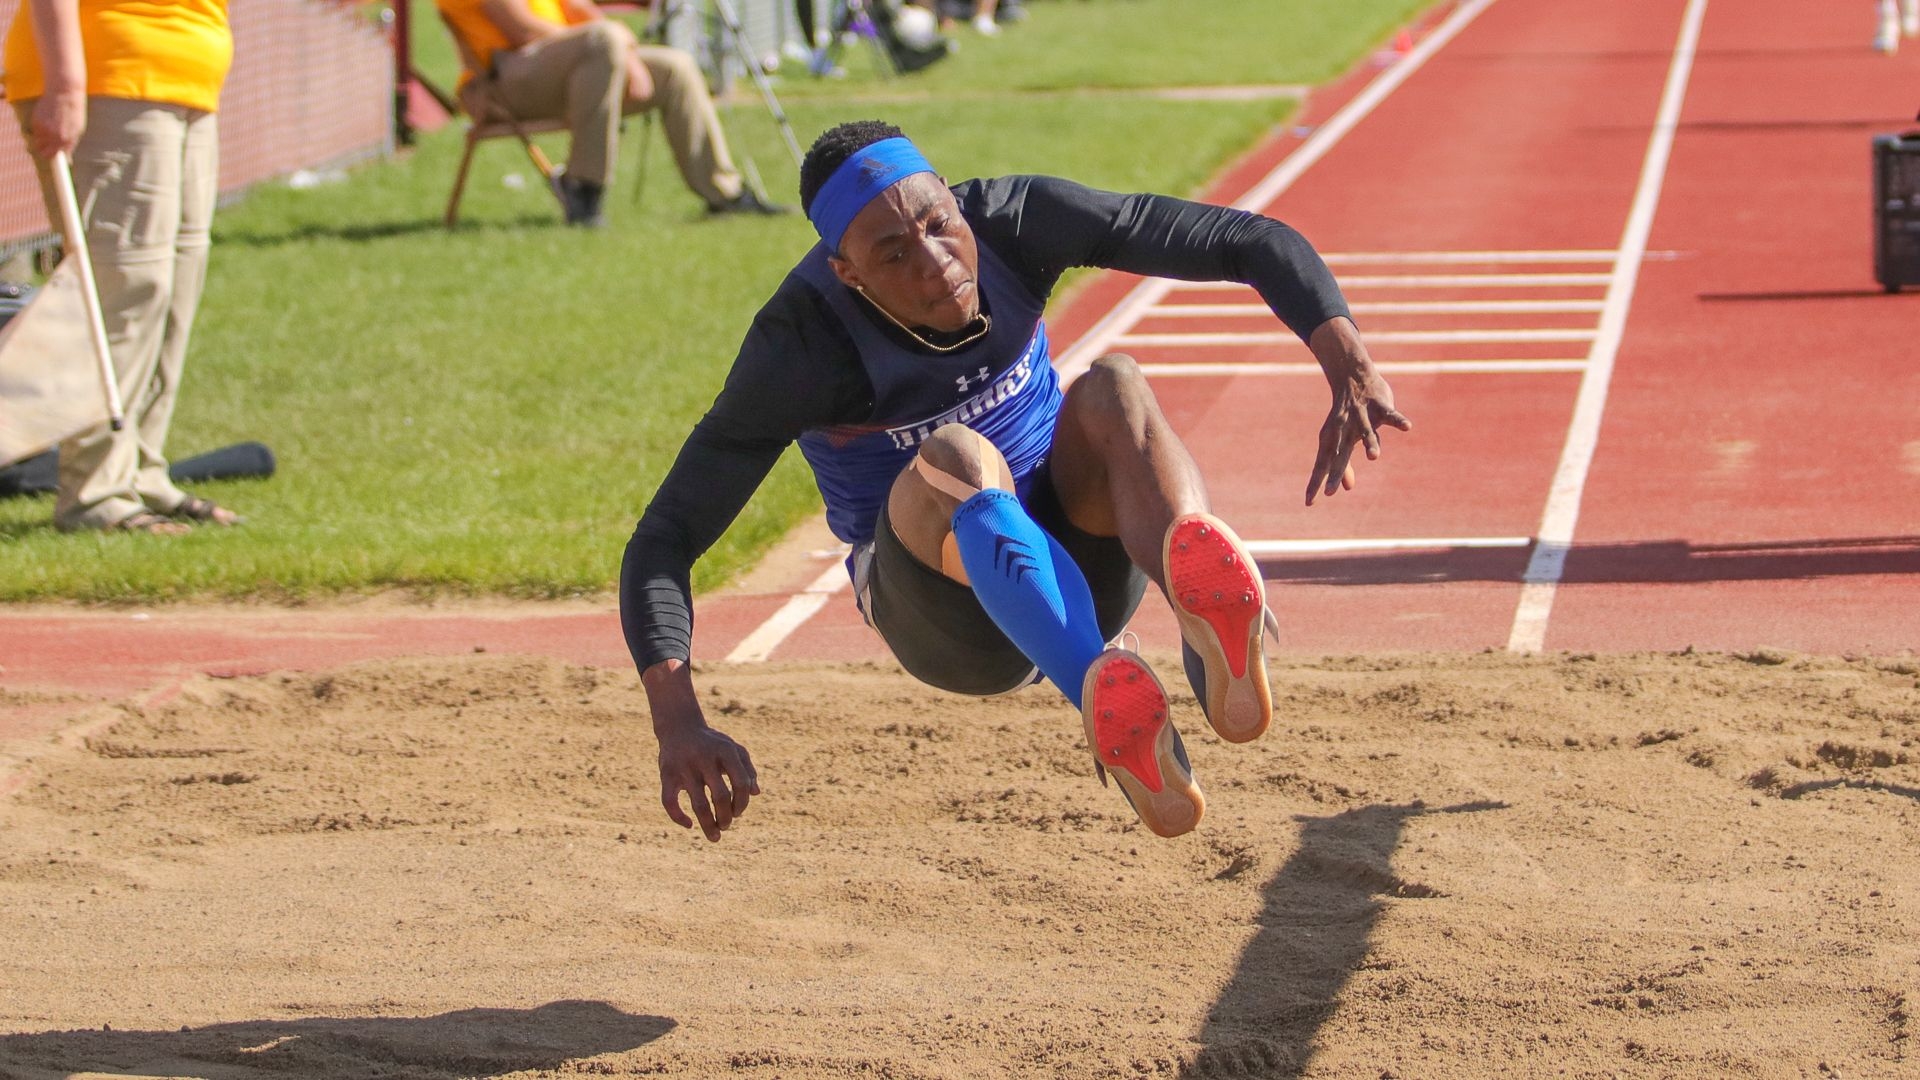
top-left (799, 120), bottom-right (909, 217)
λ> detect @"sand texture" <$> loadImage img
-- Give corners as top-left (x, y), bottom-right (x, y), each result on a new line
top-left (3, 649), bottom-right (1919, 1079)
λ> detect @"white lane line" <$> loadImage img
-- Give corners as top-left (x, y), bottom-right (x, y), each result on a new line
top-left (724, 557), bottom-right (851, 663)
top-left (1139, 359), bottom-right (1587, 377)
top-left (1055, 0), bottom-right (1503, 383)
top-left (1323, 250), bottom-right (1618, 265)
top-left (1150, 300), bottom-right (1608, 317)
top-left (1118, 328), bottom-right (1599, 346)
top-left (1247, 536), bottom-right (1532, 555)
top-left (1507, 0), bottom-right (1709, 654)
top-left (1166, 273), bottom-right (1613, 291)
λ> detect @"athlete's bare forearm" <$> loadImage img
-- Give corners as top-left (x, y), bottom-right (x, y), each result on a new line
top-left (641, 658), bottom-right (705, 738)
top-left (1307, 316), bottom-right (1372, 377)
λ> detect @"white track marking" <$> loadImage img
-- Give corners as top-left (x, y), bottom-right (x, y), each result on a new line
top-left (1246, 536), bottom-right (1531, 555)
top-left (1165, 273), bottom-right (1613, 291)
top-left (1322, 249), bottom-right (1618, 265)
top-left (1507, 0), bottom-right (1709, 654)
top-left (724, 558), bottom-right (851, 663)
top-left (1118, 328), bottom-right (1598, 346)
top-left (1055, 0), bottom-right (1503, 383)
top-left (1138, 359), bottom-right (1586, 377)
top-left (1150, 300), bottom-right (1608, 316)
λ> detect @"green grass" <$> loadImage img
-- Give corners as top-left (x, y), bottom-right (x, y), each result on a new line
top-left (0, 0), bottom-right (1433, 602)
top-left (769, 0), bottom-right (1432, 94)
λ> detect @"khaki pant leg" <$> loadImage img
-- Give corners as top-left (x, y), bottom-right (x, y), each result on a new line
top-left (15, 97), bottom-right (189, 530)
top-left (492, 22), bottom-right (626, 187)
top-left (134, 107), bottom-right (217, 512)
top-left (625, 45), bottom-right (741, 207)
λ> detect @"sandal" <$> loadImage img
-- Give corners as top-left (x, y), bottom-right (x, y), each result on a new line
top-left (107, 511), bottom-right (192, 536)
top-left (169, 496), bottom-right (243, 527)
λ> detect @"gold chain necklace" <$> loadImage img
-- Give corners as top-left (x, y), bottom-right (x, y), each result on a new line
top-left (855, 286), bottom-right (991, 354)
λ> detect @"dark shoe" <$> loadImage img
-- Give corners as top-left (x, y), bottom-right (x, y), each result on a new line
top-left (707, 188), bottom-right (793, 217)
top-left (888, 38), bottom-right (952, 74)
top-left (166, 495), bottom-right (243, 527)
top-left (551, 172), bottom-right (607, 228)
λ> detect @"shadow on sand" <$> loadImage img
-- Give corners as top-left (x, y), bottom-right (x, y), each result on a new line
top-left (1180, 800), bottom-right (1507, 1078)
top-left (0, 999), bottom-right (672, 1080)
top-left (1780, 778), bottom-right (1920, 802)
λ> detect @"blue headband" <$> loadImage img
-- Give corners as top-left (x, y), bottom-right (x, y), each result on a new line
top-left (808, 137), bottom-right (937, 253)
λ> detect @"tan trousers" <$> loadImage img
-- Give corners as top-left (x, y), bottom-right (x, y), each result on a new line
top-left (14, 96), bottom-right (217, 530)
top-left (490, 21), bottom-right (743, 206)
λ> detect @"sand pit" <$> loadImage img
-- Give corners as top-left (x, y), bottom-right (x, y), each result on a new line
top-left (2, 649), bottom-right (1918, 1078)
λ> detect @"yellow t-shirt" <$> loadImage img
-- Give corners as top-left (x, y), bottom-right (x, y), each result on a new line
top-left (3, 0), bottom-right (232, 113)
top-left (436, 0), bottom-right (571, 75)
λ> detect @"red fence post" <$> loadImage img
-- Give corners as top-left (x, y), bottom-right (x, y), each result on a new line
top-left (393, 0), bottom-right (415, 146)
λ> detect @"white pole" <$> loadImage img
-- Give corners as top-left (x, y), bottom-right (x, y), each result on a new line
top-left (49, 150), bottom-right (123, 431)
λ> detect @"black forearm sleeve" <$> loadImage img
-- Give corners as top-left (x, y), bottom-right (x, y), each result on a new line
top-left (620, 523), bottom-right (695, 671)
top-left (963, 175), bottom-right (1351, 342)
top-left (1094, 193), bottom-right (1351, 342)
top-left (620, 424), bottom-right (787, 670)
top-left (618, 286), bottom-right (867, 673)
top-left (1223, 213), bottom-right (1353, 342)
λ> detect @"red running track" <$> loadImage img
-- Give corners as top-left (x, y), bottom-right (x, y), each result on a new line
top-left (4, 0), bottom-right (1917, 753)
top-left (713, 0), bottom-right (1920, 664)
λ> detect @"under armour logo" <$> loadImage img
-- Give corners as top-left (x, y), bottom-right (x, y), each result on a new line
top-left (956, 366), bottom-right (992, 393)
top-left (993, 535), bottom-right (1038, 583)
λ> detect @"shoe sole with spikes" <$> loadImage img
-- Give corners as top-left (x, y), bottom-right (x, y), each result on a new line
top-left (1164, 512), bottom-right (1272, 743)
top-left (1081, 648), bottom-right (1203, 838)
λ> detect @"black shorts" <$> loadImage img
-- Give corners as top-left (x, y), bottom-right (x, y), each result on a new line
top-left (857, 468), bottom-right (1148, 696)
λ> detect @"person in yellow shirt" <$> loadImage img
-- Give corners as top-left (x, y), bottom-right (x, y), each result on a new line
top-left (437, 0), bottom-right (787, 226)
top-left (4, 0), bottom-right (240, 533)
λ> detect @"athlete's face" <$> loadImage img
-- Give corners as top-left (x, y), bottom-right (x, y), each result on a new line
top-left (829, 172), bottom-right (982, 334)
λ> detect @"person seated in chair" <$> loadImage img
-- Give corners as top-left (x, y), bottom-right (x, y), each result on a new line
top-left (436, 0), bottom-right (787, 226)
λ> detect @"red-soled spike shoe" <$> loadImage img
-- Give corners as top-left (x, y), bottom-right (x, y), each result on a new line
top-left (1081, 648), bottom-right (1203, 838)
top-left (1164, 513), bottom-right (1272, 743)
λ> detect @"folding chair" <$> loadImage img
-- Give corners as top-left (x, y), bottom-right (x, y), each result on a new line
top-left (441, 14), bottom-right (568, 228)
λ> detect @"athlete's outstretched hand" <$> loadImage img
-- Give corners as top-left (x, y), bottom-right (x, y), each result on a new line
top-left (644, 658), bottom-right (760, 842)
top-left (658, 725), bottom-right (759, 842)
top-left (1305, 317), bottom-right (1411, 506)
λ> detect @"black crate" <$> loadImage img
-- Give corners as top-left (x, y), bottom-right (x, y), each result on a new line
top-left (1874, 132), bottom-right (1920, 292)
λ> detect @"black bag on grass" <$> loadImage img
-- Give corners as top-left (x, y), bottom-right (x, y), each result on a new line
top-left (0, 441), bottom-right (276, 499)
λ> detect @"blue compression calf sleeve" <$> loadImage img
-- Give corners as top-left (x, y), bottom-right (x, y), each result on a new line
top-left (950, 489), bottom-right (1107, 707)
